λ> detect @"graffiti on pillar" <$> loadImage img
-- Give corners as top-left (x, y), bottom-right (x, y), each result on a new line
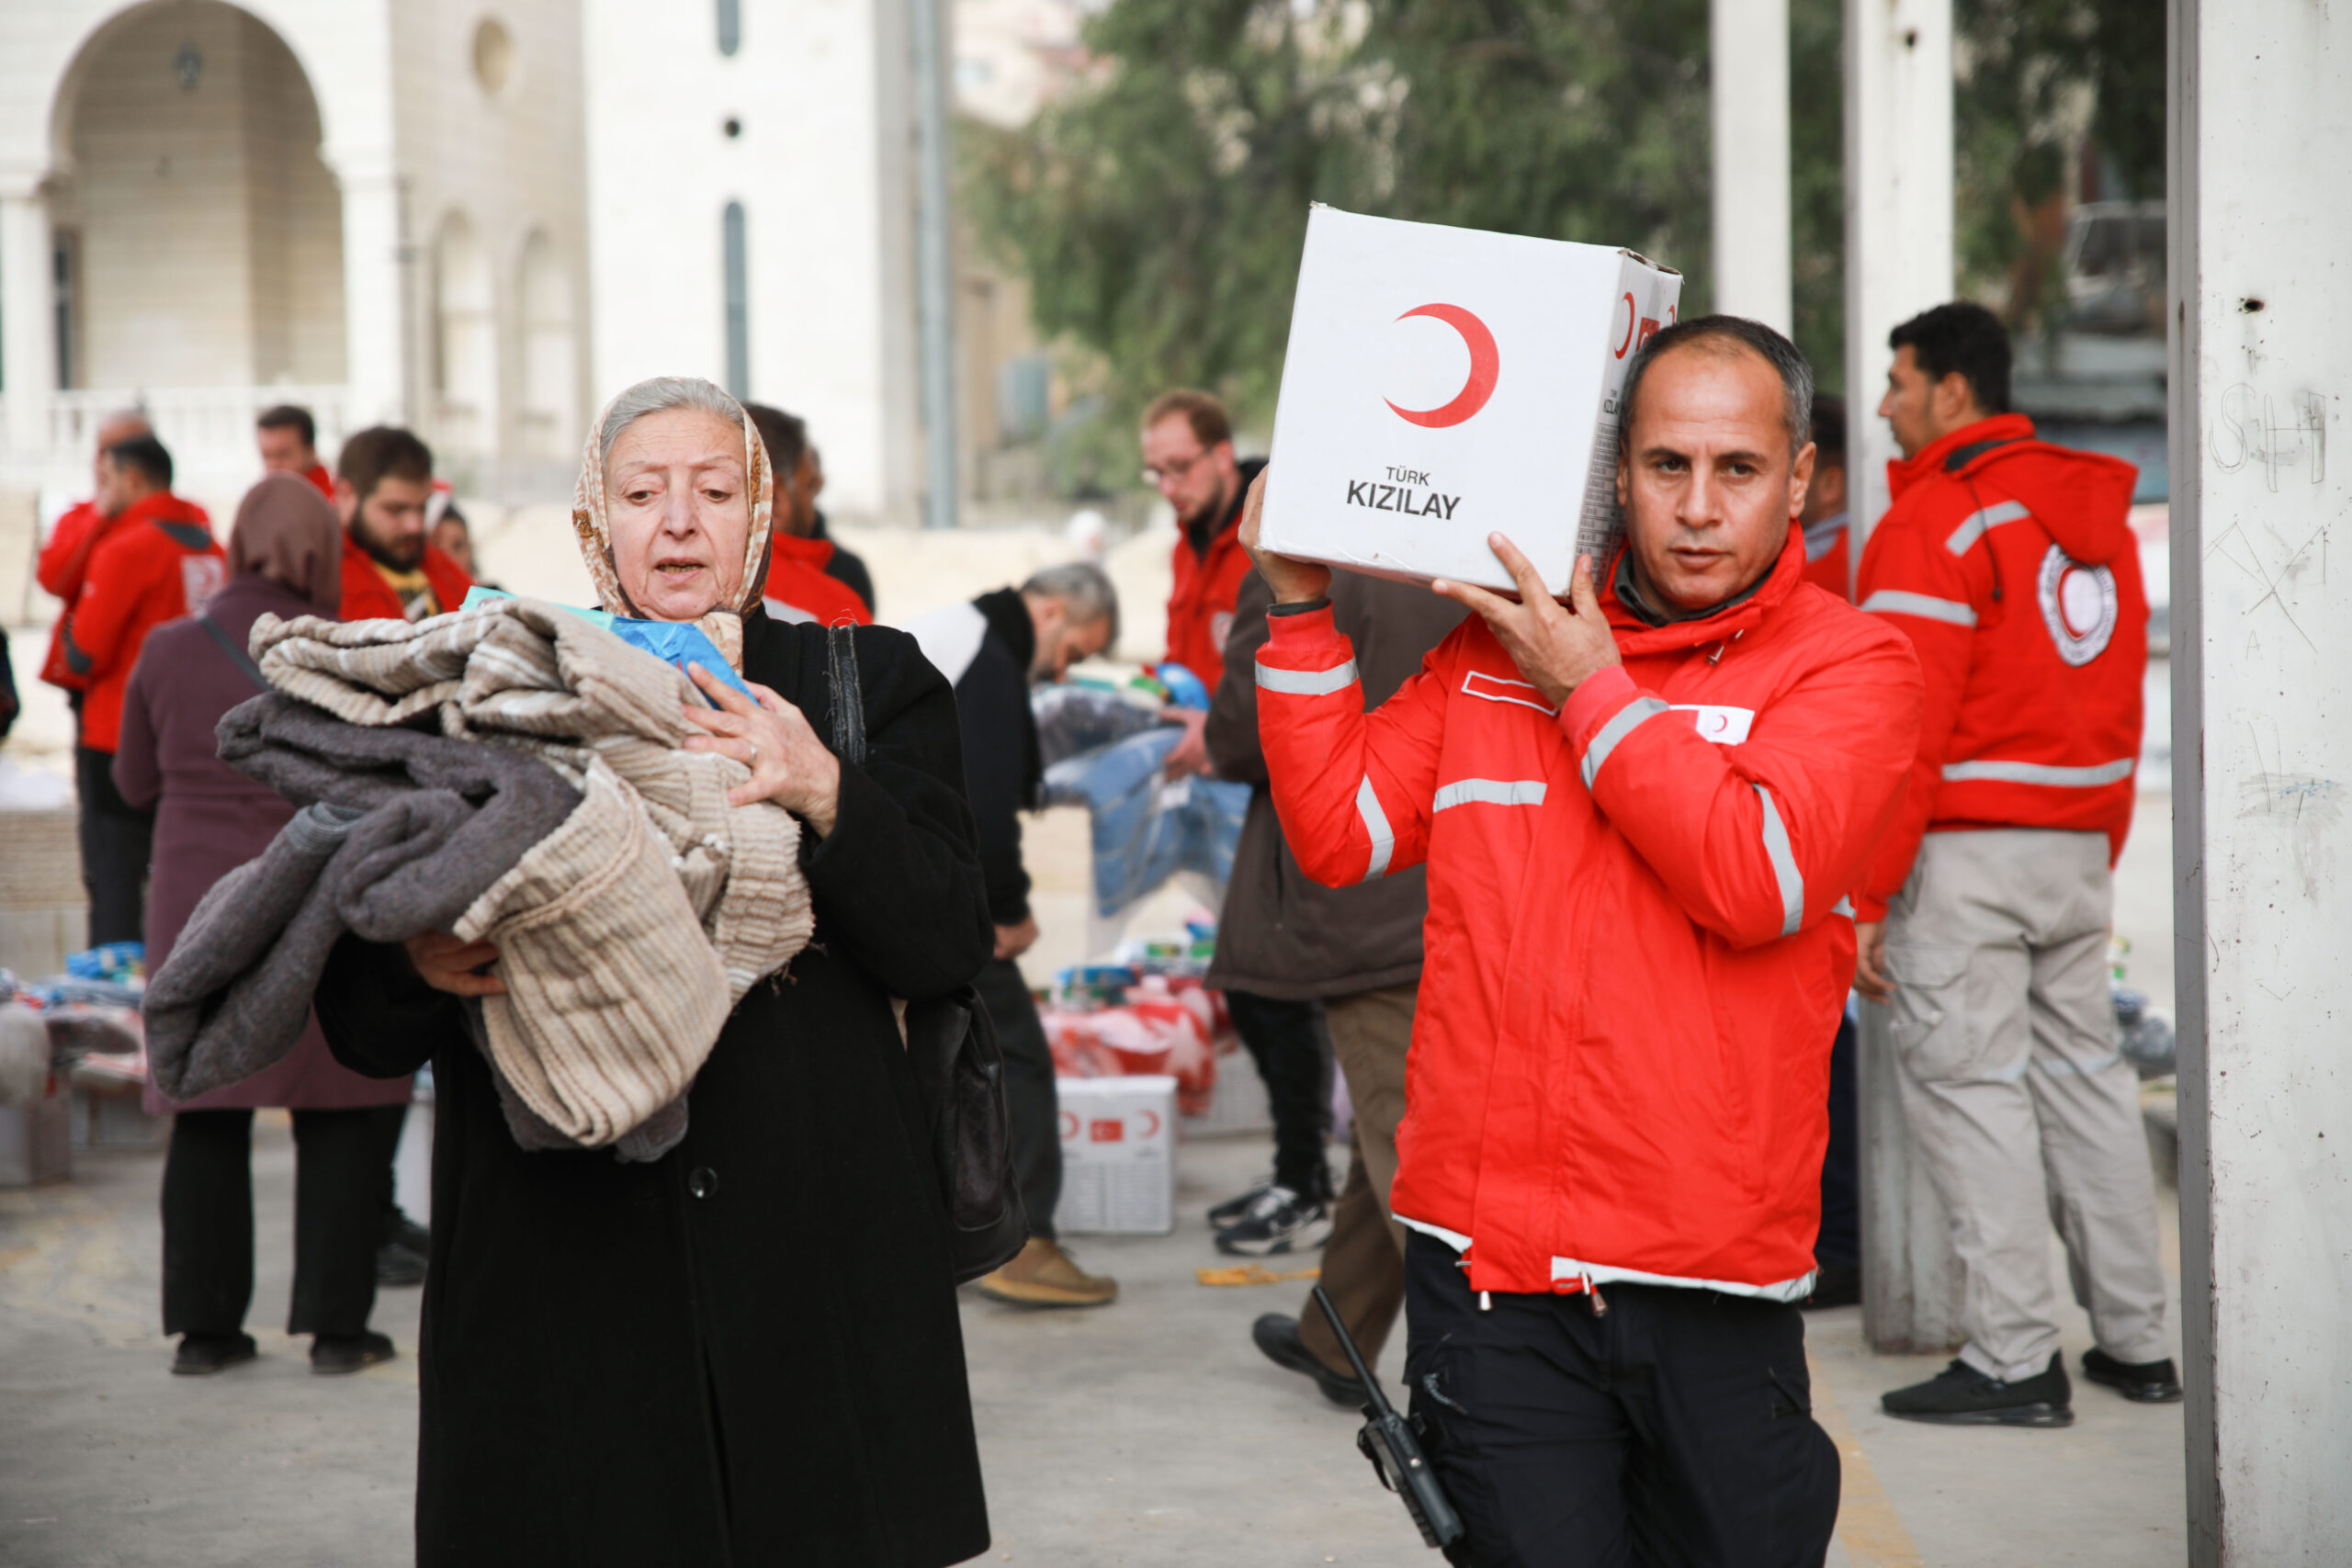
top-left (2211, 385), bottom-right (2328, 491)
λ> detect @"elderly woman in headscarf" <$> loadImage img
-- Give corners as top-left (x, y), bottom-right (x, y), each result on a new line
top-left (114, 472), bottom-right (416, 1378)
top-left (311, 378), bottom-right (995, 1568)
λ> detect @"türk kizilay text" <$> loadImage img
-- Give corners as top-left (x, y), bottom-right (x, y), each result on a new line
top-left (1348, 467), bottom-right (1462, 520)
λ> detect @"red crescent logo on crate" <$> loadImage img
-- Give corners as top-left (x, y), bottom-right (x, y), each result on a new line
top-left (1385, 303), bottom-right (1499, 428)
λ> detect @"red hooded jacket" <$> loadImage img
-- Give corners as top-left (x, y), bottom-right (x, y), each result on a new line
top-left (1256, 532), bottom-right (1923, 1297)
top-left (338, 531), bottom-right (474, 624)
top-left (61, 493), bottom-right (225, 751)
top-left (1853, 413), bottom-right (2146, 920)
top-left (37, 501), bottom-right (113, 693)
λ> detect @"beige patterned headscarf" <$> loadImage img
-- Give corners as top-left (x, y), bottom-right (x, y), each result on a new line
top-left (571, 379), bottom-right (775, 670)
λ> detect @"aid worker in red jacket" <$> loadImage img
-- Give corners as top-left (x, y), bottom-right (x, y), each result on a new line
top-left (57, 433), bottom-right (226, 945)
top-left (334, 427), bottom-right (472, 622)
top-left (1141, 389), bottom-right (1266, 776)
top-left (1853, 302), bottom-right (2177, 1427)
top-left (1245, 317), bottom-right (1924, 1566)
top-left (255, 402), bottom-right (335, 499)
top-left (37, 408), bottom-right (152, 701)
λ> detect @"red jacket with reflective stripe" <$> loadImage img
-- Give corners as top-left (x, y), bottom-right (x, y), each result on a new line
top-left (1256, 533), bottom-right (1923, 1297)
top-left (1163, 458), bottom-right (1266, 691)
top-left (62, 493), bottom-right (225, 752)
top-left (1852, 414), bottom-right (2145, 919)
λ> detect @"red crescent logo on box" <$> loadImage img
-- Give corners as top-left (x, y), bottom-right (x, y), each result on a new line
top-left (1385, 303), bottom-right (1500, 428)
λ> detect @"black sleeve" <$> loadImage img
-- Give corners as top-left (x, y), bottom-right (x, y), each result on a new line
top-left (952, 638), bottom-right (1034, 928)
top-left (0, 626), bottom-right (17, 739)
top-left (1204, 569), bottom-right (1275, 785)
top-left (801, 626), bottom-right (994, 1000)
top-left (314, 933), bottom-right (462, 1079)
top-left (825, 548), bottom-right (877, 618)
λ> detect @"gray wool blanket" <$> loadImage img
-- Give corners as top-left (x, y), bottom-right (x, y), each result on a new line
top-left (144, 694), bottom-right (578, 1105)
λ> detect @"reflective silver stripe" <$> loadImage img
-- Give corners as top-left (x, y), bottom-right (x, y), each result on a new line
top-left (1830, 896), bottom-right (1855, 919)
top-left (1753, 783), bottom-right (1804, 938)
top-left (1354, 775), bottom-right (1395, 883)
top-left (1433, 778), bottom-right (1548, 812)
top-left (1256, 659), bottom-right (1359, 696)
top-left (1940, 756), bottom-right (2136, 787)
top-left (1943, 499), bottom-right (2031, 555)
top-left (1579, 697), bottom-right (1669, 789)
top-left (1860, 589), bottom-right (1978, 626)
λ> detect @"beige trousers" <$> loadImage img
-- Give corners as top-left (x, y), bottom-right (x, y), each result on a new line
top-left (1296, 983), bottom-right (1415, 1375)
top-left (1886, 829), bottom-right (2168, 1381)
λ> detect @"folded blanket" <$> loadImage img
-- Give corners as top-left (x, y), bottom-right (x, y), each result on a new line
top-left (147, 598), bottom-right (816, 1158)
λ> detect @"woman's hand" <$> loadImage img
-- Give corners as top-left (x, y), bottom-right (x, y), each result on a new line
top-left (1433, 538), bottom-right (1622, 708)
top-left (682, 662), bottom-right (843, 834)
top-left (404, 932), bottom-right (506, 998)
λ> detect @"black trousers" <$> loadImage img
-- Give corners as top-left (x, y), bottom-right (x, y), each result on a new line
top-left (974, 957), bottom-right (1061, 1241)
top-left (1403, 1233), bottom-right (1839, 1568)
top-left (161, 1106), bottom-right (401, 1338)
top-left (1222, 990), bottom-right (1332, 1200)
top-left (75, 743), bottom-right (153, 947)
top-left (1815, 1013), bottom-right (1860, 1269)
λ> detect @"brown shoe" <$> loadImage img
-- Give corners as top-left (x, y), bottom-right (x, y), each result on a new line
top-left (974, 1237), bottom-right (1118, 1308)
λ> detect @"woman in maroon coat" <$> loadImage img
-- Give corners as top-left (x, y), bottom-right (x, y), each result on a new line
top-left (115, 472), bottom-right (413, 1376)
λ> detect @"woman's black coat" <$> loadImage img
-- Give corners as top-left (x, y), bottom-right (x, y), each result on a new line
top-left (317, 612), bottom-right (996, 1568)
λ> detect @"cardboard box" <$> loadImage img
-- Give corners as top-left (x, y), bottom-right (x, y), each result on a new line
top-left (1261, 205), bottom-right (1683, 595)
top-left (1053, 1075), bottom-right (1177, 1235)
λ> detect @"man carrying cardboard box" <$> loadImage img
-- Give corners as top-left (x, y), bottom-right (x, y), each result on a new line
top-left (1244, 317), bottom-right (1923, 1564)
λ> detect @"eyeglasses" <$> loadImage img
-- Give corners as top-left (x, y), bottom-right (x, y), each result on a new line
top-left (1141, 449), bottom-right (1214, 489)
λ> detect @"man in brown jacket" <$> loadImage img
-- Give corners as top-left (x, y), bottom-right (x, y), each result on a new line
top-left (1206, 567), bottom-right (1461, 1402)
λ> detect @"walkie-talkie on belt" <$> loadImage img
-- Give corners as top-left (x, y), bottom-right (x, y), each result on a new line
top-left (1312, 1285), bottom-right (1465, 1550)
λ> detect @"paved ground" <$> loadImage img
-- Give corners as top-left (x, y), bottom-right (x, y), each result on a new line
top-left (0, 1121), bottom-right (2184, 1568)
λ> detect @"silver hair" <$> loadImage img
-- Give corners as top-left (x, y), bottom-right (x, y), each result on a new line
top-left (1021, 559), bottom-right (1120, 645)
top-left (598, 376), bottom-right (749, 457)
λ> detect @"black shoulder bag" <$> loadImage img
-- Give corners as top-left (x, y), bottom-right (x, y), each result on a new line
top-left (825, 625), bottom-right (1029, 1283)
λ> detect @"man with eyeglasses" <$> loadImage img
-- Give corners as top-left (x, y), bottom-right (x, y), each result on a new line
top-left (1142, 389), bottom-right (1334, 1253)
top-left (1141, 389), bottom-right (1263, 778)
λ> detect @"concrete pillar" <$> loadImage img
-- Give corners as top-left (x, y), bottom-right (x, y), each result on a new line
top-left (1840, 0), bottom-right (1963, 1353)
top-left (0, 181), bottom-right (56, 461)
top-left (2170, 0), bottom-right (2352, 1557)
top-left (1710, 0), bottom-right (1792, 333)
top-left (331, 151), bottom-right (410, 430)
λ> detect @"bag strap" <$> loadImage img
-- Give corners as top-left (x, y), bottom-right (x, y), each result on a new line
top-left (197, 614), bottom-right (270, 694)
top-left (825, 622), bottom-right (866, 766)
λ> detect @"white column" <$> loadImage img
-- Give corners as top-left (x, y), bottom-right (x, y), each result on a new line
top-left (1710, 0), bottom-right (1792, 333)
top-left (0, 183), bottom-right (57, 463)
top-left (2172, 0), bottom-right (2352, 1558)
top-left (1841, 0), bottom-right (1961, 1353)
top-left (331, 152), bottom-right (410, 430)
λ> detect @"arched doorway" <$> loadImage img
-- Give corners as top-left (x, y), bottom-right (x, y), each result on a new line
top-left (514, 230), bottom-right (577, 459)
top-left (431, 211), bottom-right (495, 457)
top-left (49, 0), bottom-right (346, 391)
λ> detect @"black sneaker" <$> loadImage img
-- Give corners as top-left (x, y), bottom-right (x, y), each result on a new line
top-left (384, 1208), bottom-right (430, 1256)
top-left (1208, 1181), bottom-right (1280, 1229)
top-left (171, 1332), bottom-right (258, 1376)
top-left (2082, 1347), bottom-right (2184, 1404)
top-left (377, 1240), bottom-right (427, 1287)
top-left (1883, 1352), bottom-right (2074, 1427)
top-left (1251, 1313), bottom-right (1366, 1408)
top-left (311, 1331), bottom-right (396, 1375)
top-left (1801, 1264), bottom-right (1861, 1311)
top-left (1214, 1186), bottom-right (1333, 1257)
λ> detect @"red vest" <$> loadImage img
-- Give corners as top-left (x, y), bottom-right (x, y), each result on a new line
top-left (1256, 534), bottom-right (1923, 1296)
top-left (763, 533), bottom-right (873, 626)
top-left (338, 532), bottom-right (474, 624)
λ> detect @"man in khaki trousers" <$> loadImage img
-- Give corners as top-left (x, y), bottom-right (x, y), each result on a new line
top-left (1852, 302), bottom-right (2176, 1426)
top-left (1205, 567), bottom-right (1460, 1401)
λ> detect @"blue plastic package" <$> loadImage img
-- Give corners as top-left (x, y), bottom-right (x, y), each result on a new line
top-left (462, 586), bottom-right (755, 705)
